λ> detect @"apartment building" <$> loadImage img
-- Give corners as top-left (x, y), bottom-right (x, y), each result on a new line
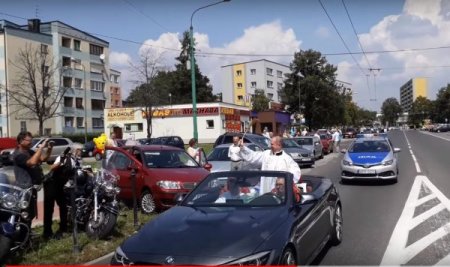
top-left (399, 77), bottom-right (428, 113)
top-left (0, 19), bottom-right (121, 137)
top-left (110, 69), bottom-right (122, 108)
top-left (221, 59), bottom-right (290, 107)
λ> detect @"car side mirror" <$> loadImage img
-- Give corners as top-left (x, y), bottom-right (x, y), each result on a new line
top-left (393, 147), bottom-right (401, 153)
top-left (174, 192), bottom-right (188, 204)
top-left (340, 149), bottom-right (347, 153)
top-left (203, 163), bottom-right (212, 172)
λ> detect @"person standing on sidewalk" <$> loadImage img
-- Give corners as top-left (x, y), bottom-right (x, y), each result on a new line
top-left (228, 136), bottom-right (243, 170)
top-left (12, 132), bottom-right (53, 224)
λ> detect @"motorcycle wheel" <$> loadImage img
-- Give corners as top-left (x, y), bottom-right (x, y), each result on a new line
top-left (85, 210), bottom-right (117, 239)
top-left (0, 234), bottom-right (12, 263)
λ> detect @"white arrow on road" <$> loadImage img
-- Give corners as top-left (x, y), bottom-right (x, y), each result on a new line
top-left (381, 175), bottom-right (450, 265)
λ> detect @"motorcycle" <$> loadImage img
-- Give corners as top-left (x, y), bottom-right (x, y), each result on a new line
top-left (0, 166), bottom-right (38, 263)
top-left (65, 164), bottom-right (121, 239)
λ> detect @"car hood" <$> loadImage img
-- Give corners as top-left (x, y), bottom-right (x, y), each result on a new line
top-left (347, 152), bottom-right (390, 164)
top-left (121, 205), bottom-right (287, 264)
top-left (284, 147), bottom-right (311, 154)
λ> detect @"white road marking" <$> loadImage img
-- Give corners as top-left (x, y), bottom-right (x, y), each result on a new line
top-left (420, 130), bottom-right (450, 142)
top-left (403, 130), bottom-right (421, 173)
top-left (381, 175), bottom-right (450, 265)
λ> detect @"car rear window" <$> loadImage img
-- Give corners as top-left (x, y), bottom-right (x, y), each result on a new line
top-left (207, 147), bottom-right (229, 161)
top-left (296, 138), bottom-right (313, 145)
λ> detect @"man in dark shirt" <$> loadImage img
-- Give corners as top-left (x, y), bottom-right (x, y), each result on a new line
top-left (12, 132), bottom-right (53, 221)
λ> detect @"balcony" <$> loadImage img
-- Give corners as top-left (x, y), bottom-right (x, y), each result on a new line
top-left (91, 90), bottom-right (105, 99)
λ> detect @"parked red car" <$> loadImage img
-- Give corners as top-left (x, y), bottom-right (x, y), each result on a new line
top-left (320, 134), bottom-right (333, 154)
top-left (0, 137), bottom-right (17, 151)
top-left (104, 145), bottom-right (211, 213)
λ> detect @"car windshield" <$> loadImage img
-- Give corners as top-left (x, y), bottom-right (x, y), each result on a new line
top-left (296, 138), bottom-right (313, 145)
top-left (207, 147), bottom-right (229, 161)
top-left (183, 173), bottom-right (287, 207)
top-left (249, 136), bottom-right (270, 149)
top-left (349, 140), bottom-right (391, 153)
top-left (282, 139), bottom-right (300, 148)
top-left (144, 150), bottom-right (199, 168)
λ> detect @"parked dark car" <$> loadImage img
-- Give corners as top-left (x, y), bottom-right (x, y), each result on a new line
top-left (81, 141), bottom-right (103, 160)
top-left (343, 128), bottom-right (357, 138)
top-left (138, 136), bottom-right (185, 149)
top-left (213, 132), bottom-right (270, 150)
top-left (104, 145), bottom-right (211, 214)
top-left (111, 171), bottom-right (342, 265)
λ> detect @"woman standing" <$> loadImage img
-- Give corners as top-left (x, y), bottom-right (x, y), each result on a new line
top-left (187, 138), bottom-right (200, 162)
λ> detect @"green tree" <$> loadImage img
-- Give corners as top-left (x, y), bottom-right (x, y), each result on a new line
top-left (151, 31), bottom-right (214, 104)
top-left (408, 96), bottom-right (433, 127)
top-left (251, 89), bottom-right (270, 112)
top-left (280, 49), bottom-right (344, 130)
top-left (381, 97), bottom-right (402, 126)
top-left (433, 85), bottom-right (450, 123)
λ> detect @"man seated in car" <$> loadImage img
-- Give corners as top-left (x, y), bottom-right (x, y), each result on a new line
top-left (271, 177), bottom-right (286, 200)
top-left (216, 177), bottom-right (242, 203)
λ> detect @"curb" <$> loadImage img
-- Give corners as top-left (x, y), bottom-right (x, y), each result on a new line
top-left (83, 252), bottom-right (115, 265)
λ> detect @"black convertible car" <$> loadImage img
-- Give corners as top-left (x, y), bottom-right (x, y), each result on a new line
top-left (111, 171), bottom-right (342, 265)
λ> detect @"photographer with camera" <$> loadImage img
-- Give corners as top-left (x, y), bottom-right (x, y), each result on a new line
top-left (12, 132), bottom-right (53, 229)
top-left (42, 143), bottom-right (82, 240)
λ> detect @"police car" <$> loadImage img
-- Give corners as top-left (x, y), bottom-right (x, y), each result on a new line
top-left (340, 136), bottom-right (401, 183)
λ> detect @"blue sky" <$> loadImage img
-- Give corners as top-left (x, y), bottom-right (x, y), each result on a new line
top-left (3, 0), bottom-right (450, 112)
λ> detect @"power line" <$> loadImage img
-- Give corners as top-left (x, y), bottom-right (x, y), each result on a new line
top-left (120, 0), bottom-right (170, 32)
top-left (341, 0), bottom-right (372, 70)
top-left (318, 0), bottom-right (367, 75)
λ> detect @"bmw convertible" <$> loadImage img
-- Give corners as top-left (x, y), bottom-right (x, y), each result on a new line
top-left (111, 170), bottom-right (342, 265)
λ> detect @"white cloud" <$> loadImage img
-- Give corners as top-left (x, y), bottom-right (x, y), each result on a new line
top-left (315, 26), bottom-right (330, 38)
top-left (109, 51), bottom-right (131, 67)
top-left (338, 0), bottom-right (450, 111)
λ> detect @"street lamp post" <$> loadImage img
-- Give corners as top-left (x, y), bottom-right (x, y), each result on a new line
top-left (71, 58), bottom-right (87, 144)
top-left (190, 0), bottom-right (230, 141)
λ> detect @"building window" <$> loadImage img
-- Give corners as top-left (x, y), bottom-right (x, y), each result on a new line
top-left (277, 82), bottom-right (283, 90)
top-left (62, 56), bottom-right (71, 67)
top-left (91, 99), bottom-right (105, 110)
top-left (267, 80), bottom-right (273, 88)
top-left (236, 70), bottom-right (242, 76)
top-left (125, 123), bottom-right (143, 132)
top-left (277, 70), bottom-right (282, 78)
top-left (237, 83), bottom-right (243, 89)
top-left (41, 44), bottom-right (48, 54)
top-left (89, 44), bottom-right (104, 55)
top-left (76, 98), bottom-right (83, 109)
top-left (266, 68), bottom-right (273, 76)
top-left (90, 81), bottom-right (104, 92)
top-left (76, 117), bottom-right (84, 128)
top-left (73, 40), bottom-right (81, 51)
top-left (250, 69), bottom-right (256, 75)
top-left (63, 77), bottom-right (72, 87)
top-left (206, 120), bottom-right (214, 129)
top-left (90, 63), bottom-right (103, 74)
top-left (92, 118), bottom-right (104, 128)
top-left (20, 121), bottom-right (27, 132)
top-left (41, 65), bottom-right (49, 75)
top-left (62, 37), bottom-right (71, 48)
top-left (74, 78), bottom-right (82, 88)
top-left (251, 81), bottom-right (257, 88)
top-left (237, 95), bottom-right (243, 101)
top-left (115, 100), bottom-right (119, 107)
top-left (267, 93), bottom-right (274, 100)
top-left (44, 128), bottom-right (52, 136)
top-left (64, 97), bottom-right (73, 107)
top-left (65, 117), bottom-right (73, 127)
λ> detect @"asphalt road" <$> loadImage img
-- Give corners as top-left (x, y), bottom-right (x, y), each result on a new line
top-left (91, 130), bottom-right (450, 265)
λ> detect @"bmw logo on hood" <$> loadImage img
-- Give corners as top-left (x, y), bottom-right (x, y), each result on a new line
top-left (164, 256), bottom-right (175, 265)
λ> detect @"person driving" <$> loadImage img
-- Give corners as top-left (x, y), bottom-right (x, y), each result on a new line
top-left (271, 178), bottom-right (286, 200)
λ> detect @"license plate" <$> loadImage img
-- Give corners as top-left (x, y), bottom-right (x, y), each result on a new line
top-left (358, 169), bottom-right (376, 174)
top-left (301, 158), bottom-right (311, 161)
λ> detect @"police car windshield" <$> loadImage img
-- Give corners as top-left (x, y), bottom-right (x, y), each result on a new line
top-left (349, 140), bottom-right (391, 153)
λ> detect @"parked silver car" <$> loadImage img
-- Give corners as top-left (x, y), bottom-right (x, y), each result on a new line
top-left (206, 143), bottom-right (262, 172)
top-left (340, 137), bottom-right (401, 183)
top-left (291, 136), bottom-right (323, 160)
top-left (0, 137), bottom-right (73, 164)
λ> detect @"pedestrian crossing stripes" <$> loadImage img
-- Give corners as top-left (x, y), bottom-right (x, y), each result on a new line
top-left (381, 175), bottom-right (450, 265)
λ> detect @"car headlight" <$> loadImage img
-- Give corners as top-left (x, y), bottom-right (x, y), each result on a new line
top-left (157, 180), bottom-right (181, 190)
top-left (113, 246), bottom-right (133, 266)
top-left (1, 193), bottom-right (18, 209)
top-left (227, 251), bottom-right (271, 266)
top-left (309, 153), bottom-right (314, 157)
top-left (289, 153), bottom-right (299, 159)
top-left (383, 159), bottom-right (394, 166)
top-left (343, 160), bottom-right (353, 166)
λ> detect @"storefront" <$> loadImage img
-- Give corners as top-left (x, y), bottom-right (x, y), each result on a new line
top-left (104, 103), bottom-right (251, 143)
